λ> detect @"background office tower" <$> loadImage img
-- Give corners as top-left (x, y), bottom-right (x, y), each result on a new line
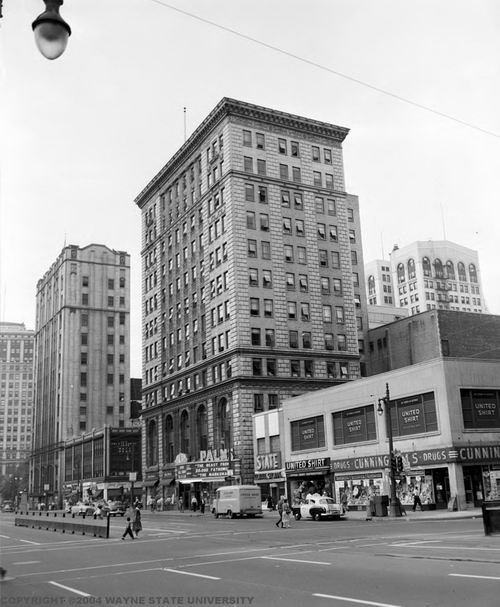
top-left (0, 322), bottom-right (34, 497)
top-left (29, 244), bottom-right (131, 506)
top-left (365, 240), bottom-right (485, 318)
top-left (135, 98), bottom-right (368, 500)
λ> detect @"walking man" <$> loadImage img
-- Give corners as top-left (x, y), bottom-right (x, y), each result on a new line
top-left (275, 495), bottom-right (284, 528)
top-left (121, 517), bottom-right (135, 540)
top-left (412, 491), bottom-right (423, 512)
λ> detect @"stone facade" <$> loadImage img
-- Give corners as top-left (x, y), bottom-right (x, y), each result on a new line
top-left (135, 98), bottom-right (368, 504)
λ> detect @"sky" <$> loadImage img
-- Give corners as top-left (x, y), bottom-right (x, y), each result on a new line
top-left (1, 0), bottom-right (499, 377)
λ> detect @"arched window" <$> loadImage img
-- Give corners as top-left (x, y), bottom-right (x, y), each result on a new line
top-left (446, 260), bottom-right (455, 280)
top-left (458, 262), bottom-right (466, 282)
top-left (422, 257), bottom-right (431, 277)
top-left (180, 409), bottom-right (190, 454)
top-left (469, 263), bottom-right (478, 283)
top-left (217, 398), bottom-right (231, 451)
top-left (164, 415), bottom-right (174, 463)
top-left (397, 263), bottom-right (405, 284)
top-left (434, 258), bottom-right (444, 279)
top-left (196, 405), bottom-right (208, 452)
top-left (147, 419), bottom-right (158, 466)
top-left (368, 275), bottom-right (376, 296)
top-left (407, 259), bottom-right (416, 280)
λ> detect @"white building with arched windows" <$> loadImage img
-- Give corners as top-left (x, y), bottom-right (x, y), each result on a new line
top-left (365, 240), bottom-right (485, 319)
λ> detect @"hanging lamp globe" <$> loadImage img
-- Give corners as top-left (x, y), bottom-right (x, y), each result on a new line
top-left (32, 0), bottom-right (71, 60)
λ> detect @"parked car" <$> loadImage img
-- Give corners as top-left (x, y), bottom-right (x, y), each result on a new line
top-left (107, 500), bottom-right (126, 517)
top-left (1, 502), bottom-right (14, 513)
top-left (292, 496), bottom-right (344, 521)
top-left (71, 502), bottom-right (95, 516)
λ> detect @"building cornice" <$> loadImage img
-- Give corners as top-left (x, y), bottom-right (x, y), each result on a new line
top-left (134, 97), bottom-right (350, 208)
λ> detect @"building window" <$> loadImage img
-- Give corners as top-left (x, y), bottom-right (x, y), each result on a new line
top-left (262, 270), bottom-right (273, 288)
top-left (246, 211), bottom-right (256, 229)
top-left (333, 278), bottom-right (342, 295)
top-left (264, 299), bottom-right (273, 317)
top-left (286, 273), bottom-right (295, 290)
top-left (245, 184), bottom-right (254, 202)
top-left (256, 133), bottom-right (265, 149)
top-left (248, 239), bottom-right (257, 258)
top-left (281, 191), bottom-right (290, 207)
top-left (292, 167), bottom-right (301, 182)
top-left (254, 394), bottom-right (264, 413)
top-left (312, 146), bottom-right (320, 161)
top-left (257, 159), bottom-right (266, 175)
top-left (278, 139), bottom-right (287, 154)
top-left (252, 359), bottom-right (262, 376)
top-left (323, 305), bottom-right (332, 323)
top-left (265, 328), bottom-right (275, 347)
top-left (302, 331), bottom-right (312, 348)
top-left (290, 360), bottom-right (300, 377)
top-left (332, 405), bottom-right (376, 445)
top-left (242, 130), bottom-right (252, 146)
top-left (338, 334), bottom-right (347, 351)
top-left (313, 171), bottom-right (322, 187)
top-left (261, 241), bottom-right (271, 259)
top-left (258, 186), bottom-right (268, 203)
top-left (280, 164), bottom-right (289, 180)
top-left (304, 360), bottom-right (314, 377)
top-left (251, 328), bottom-right (261, 346)
top-left (291, 141), bottom-right (299, 157)
top-left (291, 416), bottom-right (325, 451)
top-left (82, 293), bottom-right (89, 305)
top-left (250, 298), bottom-right (260, 316)
top-left (325, 333), bottom-right (334, 350)
top-left (243, 156), bottom-right (253, 172)
top-left (287, 301), bottom-right (297, 319)
top-left (289, 330), bottom-right (299, 348)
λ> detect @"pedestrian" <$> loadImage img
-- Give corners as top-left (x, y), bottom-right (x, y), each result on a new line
top-left (275, 495), bottom-right (284, 528)
top-left (178, 497), bottom-right (184, 512)
top-left (412, 492), bottom-right (423, 512)
top-left (281, 498), bottom-right (292, 528)
top-left (121, 517), bottom-right (135, 540)
top-left (340, 491), bottom-right (348, 515)
top-left (132, 504), bottom-right (142, 537)
top-left (191, 495), bottom-right (198, 511)
top-left (200, 497), bottom-right (205, 514)
top-left (267, 495), bottom-right (274, 511)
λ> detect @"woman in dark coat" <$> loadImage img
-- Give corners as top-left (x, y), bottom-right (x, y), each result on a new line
top-left (132, 505), bottom-right (142, 537)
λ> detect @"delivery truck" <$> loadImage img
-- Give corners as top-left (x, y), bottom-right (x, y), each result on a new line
top-left (212, 485), bottom-right (262, 518)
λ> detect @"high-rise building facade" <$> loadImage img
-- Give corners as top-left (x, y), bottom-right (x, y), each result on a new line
top-left (0, 322), bottom-right (34, 477)
top-left (135, 98), bottom-right (368, 503)
top-left (365, 240), bottom-right (485, 317)
top-left (29, 244), bottom-right (131, 506)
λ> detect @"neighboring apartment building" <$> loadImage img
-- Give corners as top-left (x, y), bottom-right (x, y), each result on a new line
top-left (365, 240), bottom-right (485, 318)
top-left (29, 244), bottom-right (131, 507)
top-left (0, 322), bottom-right (34, 477)
top-left (367, 309), bottom-right (500, 375)
top-left (135, 98), bottom-right (368, 507)
top-left (365, 259), bottom-right (394, 307)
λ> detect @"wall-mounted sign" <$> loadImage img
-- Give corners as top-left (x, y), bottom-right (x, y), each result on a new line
top-left (285, 457), bottom-right (330, 473)
top-left (391, 392), bottom-right (438, 437)
top-left (461, 389), bottom-right (500, 429)
top-left (255, 452), bottom-right (281, 472)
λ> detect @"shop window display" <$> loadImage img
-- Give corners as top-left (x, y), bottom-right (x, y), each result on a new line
top-left (335, 477), bottom-right (383, 508)
top-left (396, 474), bottom-right (434, 508)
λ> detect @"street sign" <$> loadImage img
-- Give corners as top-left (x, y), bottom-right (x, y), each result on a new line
top-left (129, 472), bottom-right (137, 482)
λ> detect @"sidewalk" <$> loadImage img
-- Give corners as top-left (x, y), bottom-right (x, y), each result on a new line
top-left (345, 507), bottom-right (482, 522)
top-left (138, 506), bottom-right (483, 523)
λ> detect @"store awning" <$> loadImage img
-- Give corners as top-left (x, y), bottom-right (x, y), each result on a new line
top-left (178, 478), bottom-right (204, 484)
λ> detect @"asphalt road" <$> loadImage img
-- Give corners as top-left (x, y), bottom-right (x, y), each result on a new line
top-left (1, 511), bottom-right (499, 607)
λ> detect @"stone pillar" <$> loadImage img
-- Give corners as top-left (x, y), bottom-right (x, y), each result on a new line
top-left (447, 463), bottom-right (466, 510)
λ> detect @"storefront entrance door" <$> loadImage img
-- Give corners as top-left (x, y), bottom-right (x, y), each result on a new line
top-left (432, 468), bottom-right (450, 509)
top-left (463, 466), bottom-right (484, 507)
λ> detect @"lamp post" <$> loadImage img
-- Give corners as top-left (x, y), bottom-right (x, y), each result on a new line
top-left (377, 383), bottom-right (402, 518)
top-left (32, 0), bottom-right (71, 60)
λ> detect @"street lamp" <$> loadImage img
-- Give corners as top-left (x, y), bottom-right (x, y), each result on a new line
top-left (377, 383), bottom-right (402, 518)
top-left (32, 0), bottom-right (71, 60)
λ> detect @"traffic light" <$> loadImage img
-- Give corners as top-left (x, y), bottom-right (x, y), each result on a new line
top-left (396, 455), bottom-right (404, 473)
top-left (390, 453), bottom-right (397, 473)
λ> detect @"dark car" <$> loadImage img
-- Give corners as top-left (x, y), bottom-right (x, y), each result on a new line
top-left (108, 500), bottom-right (126, 516)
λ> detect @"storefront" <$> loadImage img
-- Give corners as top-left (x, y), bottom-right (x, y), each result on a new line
top-left (175, 448), bottom-right (240, 510)
top-left (285, 457), bottom-right (333, 504)
top-left (253, 451), bottom-right (285, 507)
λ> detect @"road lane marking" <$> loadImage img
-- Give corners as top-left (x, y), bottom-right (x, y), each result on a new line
top-left (313, 593), bottom-right (401, 607)
top-left (356, 543), bottom-right (389, 548)
top-left (12, 561), bottom-right (41, 565)
top-left (449, 573), bottom-right (500, 581)
top-left (318, 547), bottom-right (346, 552)
top-left (263, 556), bottom-right (331, 565)
top-left (0, 534), bottom-right (10, 539)
top-left (164, 568), bottom-right (220, 580)
top-left (19, 539), bottom-right (40, 545)
top-left (48, 581), bottom-right (92, 596)
top-left (391, 540), bottom-right (441, 546)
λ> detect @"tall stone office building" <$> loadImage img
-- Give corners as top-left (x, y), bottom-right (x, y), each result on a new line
top-left (0, 322), bottom-right (34, 477)
top-left (135, 98), bottom-right (368, 504)
top-left (29, 244), bottom-right (131, 506)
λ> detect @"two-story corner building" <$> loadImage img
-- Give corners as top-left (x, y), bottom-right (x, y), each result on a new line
top-left (281, 357), bottom-right (500, 511)
top-left (134, 98), bottom-right (369, 508)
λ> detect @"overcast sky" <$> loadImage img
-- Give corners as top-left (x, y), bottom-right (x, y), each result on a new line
top-left (1, 0), bottom-right (499, 376)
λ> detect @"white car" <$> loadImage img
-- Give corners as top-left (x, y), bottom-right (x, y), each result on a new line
top-left (70, 502), bottom-right (95, 516)
top-left (294, 496), bottom-right (343, 521)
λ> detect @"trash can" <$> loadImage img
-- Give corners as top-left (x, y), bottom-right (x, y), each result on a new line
top-left (482, 500), bottom-right (500, 536)
top-left (374, 495), bottom-right (388, 517)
